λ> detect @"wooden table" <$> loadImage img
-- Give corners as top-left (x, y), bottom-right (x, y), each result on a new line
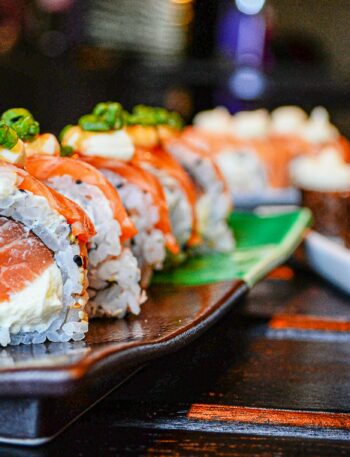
top-left (3, 264), bottom-right (350, 456)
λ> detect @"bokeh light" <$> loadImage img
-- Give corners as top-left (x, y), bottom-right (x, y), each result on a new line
top-left (235, 0), bottom-right (266, 15)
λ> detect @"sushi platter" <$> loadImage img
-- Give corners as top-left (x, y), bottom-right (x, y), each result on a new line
top-left (0, 102), bottom-right (346, 444)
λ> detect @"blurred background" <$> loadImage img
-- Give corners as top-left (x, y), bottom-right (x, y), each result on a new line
top-left (0, 0), bottom-right (349, 134)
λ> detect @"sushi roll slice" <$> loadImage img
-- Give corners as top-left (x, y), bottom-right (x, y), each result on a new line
top-left (81, 157), bottom-right (179, 286)
top-left (271, 106), bottom-right (336, 152)
top-left (191, 108), bottom-right (271, 191)
top-left (131, 106), bottom-right (237, 253)
top-left (298, 107), bottom-right (350, 161)
top-left (184, 106), bottom-right (350, 196)
top-left (178, 107), bottom-right (293, 193)
top-left (130, 134), bottom-right (200, 252)
top-left (26, 154), bottom-right (146, 319)
top-left (124, 106), bottom-right (204, 252)
top-left (0, 160), bottom-right (94, 347)
top-left (60, 102), bottom-right (198, 265)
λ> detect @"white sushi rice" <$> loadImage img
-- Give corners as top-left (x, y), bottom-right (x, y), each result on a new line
top-left (215, 148), bottom-right (267, 194)
top-left (137, 164), bottom-right (193, 248)
top-left (47, 175), bottom-right (145, 318)
top-left (167, 142), bottom-right (235, 252)
top-left (102, 169), bottom-right (166, 271)
top-left (0, 168), bottom-right (87, 347)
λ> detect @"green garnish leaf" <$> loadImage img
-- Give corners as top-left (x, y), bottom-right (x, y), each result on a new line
top-left (79, 114), bottom-right (110, 132)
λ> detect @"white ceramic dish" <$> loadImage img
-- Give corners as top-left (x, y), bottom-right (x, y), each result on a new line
top-left (234, 188), bottom-right (301, 209)
top-left (304, 231), bottom-right (350, 294)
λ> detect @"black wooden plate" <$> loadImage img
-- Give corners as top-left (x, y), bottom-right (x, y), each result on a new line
top-left (0, 281), bottom-right (247, 445)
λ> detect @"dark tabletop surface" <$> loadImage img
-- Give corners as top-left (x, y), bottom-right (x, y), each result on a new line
top-left (3, 262), bottom-right (350, 456)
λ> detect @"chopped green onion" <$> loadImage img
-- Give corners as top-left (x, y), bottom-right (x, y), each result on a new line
top-left (1, 108), bottom-right (40, 141)
top-left (167, 112), bottom-right (184, 129)
top-left (59, 124), bottom-right (73, 143)
top-left (15, 117), bottom-right (39, 141)
top-left (79, 114), bottom-right (110, 132)
top-left (60, 145), bottom-right (74, 157)
top-left (93, 102), bottom-right (124, 129)
top-left (2, 108), bottom-right (32, 125)
top-left (79, 102), bottom-right (125, 132)
top-left (125, 105), bottom-right (183, 129)
top-left (0, 121), bottom-right (18, 149)
top-left (78, 102), bottom-right (182, 132)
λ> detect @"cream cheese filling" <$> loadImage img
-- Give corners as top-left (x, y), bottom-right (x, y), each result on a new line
top-left (0, 262), bottom-right (63, 334)
top-left (271, 106), bottom-right (308, 135)
top-left (232, 109), bottom-right (270, 139)
top-left (290, 147), bottom-right (350, 191)
top-left (0, 139), bottom-right (25, 166)
top-left (63, 126), bottom-right (135, 161)
top-left (193, 107), bottom-right (233, 134)
top-left (25, 133), bottom-right (60, 157)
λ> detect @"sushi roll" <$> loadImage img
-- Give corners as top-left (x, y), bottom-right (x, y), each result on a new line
top-left (26, 154), bottom-right (146, 319)
top-left (0, 159), bottom-right (94, 347)
top-left (290, 146), bottom-right (350, 240)
top-left (60, 102), bottom-right (199, 265)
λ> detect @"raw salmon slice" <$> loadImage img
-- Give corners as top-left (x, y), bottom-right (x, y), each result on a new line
top-left (0, 217), bottom-right (54, 302)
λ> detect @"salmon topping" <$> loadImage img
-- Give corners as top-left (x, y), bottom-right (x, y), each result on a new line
top-left (132, 146), bottom-right (200, 246)
top-left (0, 160), bottom-right (95, 243)
top-left (25, 155), bottom-right (136, 242)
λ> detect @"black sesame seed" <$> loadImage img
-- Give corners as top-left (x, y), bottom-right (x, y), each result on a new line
top-left (73, 255), bottom-right (83, 267)
top-left (19, 189), bottom-right (26, 193)
top-left (116, 183), bottom-right (124, 189)
top-left (76, 180), bottom-right (82, 184)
